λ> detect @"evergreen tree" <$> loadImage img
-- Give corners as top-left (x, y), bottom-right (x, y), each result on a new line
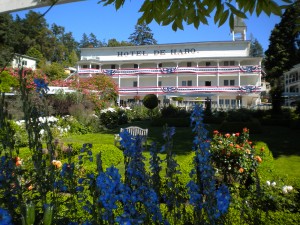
top-left (249, 38), bottom-right (264, 57)
top-left (79, 33), bottom-right (90, 48)
top-left (0, 13), bottom-right (15, 67)
top-left (89, 33), bottom-right (101, 47)
top-left (107, 38), bottom-right (133, 47)
top-left (129, 23), bottom-right (157, 46)
top-left (264, 0), bottom-right (300, 113)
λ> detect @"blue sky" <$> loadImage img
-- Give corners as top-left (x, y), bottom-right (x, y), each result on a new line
top-left (12, 0), bottom-right (282, 51)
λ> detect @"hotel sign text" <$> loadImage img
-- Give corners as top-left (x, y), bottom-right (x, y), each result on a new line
top-left (117, 48), bottom-right (196, 57)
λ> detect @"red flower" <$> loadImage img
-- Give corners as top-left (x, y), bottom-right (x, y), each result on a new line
top-left (213, 130), bottom-right (219, 135)
top-left (225, 133), bottom-right (230, 138)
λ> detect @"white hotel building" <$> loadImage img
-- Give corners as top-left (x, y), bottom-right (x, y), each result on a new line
top-left (76, 21), bottom-right (263, 109)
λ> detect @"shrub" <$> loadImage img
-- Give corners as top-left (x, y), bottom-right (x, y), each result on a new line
top-left (142, 94), bottom-right (158, 110)
top-left (150, 117), bottom-right (190, 127)
top-left (218, 118), bottom-right (263, 134)
top-left (210, 128), bottom-right (264, 187)
top-left (98, 107), bottom-right (119, 129)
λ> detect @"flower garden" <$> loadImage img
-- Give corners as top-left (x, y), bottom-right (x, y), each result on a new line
top-left (1, 70), bottom-right (300, 224)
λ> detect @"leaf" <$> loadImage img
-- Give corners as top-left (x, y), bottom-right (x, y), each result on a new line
top-left (115, 0), bottom-right (125, 10)
top-left (218, 10), bottom-right (229, 27)
top-left (172, 21), bottom-right (178, 31)
top-left (256, 0), bottom-right (263, 16)
top-left (229, 13), bottom-right (235, 31)
top-left (268, 0), bottom-right (282, 16)
top-left (226, 2), bottom-right (247, 19)
top-left (214, 4), bottom-right (224, 24)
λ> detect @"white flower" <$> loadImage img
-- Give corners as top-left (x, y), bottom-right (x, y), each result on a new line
top-left (282, 186), bottom-right (289, 194)
top-left (271, 181), bottom-right (276, 187)
top-left (266, 181), bottom-right (271, 186)
top-left (16, 120), bottom-right (25, 126)
top-left (39, 129), bottom-right (45, 135)
top-left (287, 186), bottom-right (293, 191)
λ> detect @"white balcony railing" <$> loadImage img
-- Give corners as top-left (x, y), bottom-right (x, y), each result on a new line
top-left (77, 66), bottom-right (261, 76)
top-left (118, 85), bottom-right (261, 95)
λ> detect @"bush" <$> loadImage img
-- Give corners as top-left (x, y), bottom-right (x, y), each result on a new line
top-left (142, 94), bottom-right (158, 110)
top-left (98, 107), bottom-right (119, 129)
top-left (218, 119), bottom-right (263, 134)
top-left (150, 117), bottom-right (190, 127)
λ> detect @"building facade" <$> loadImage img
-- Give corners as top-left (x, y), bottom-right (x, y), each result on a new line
top-left (283, 63), bottom-right (300, 106)
top-left (12, 54), bottom-right (37, 70)
top-left (76, 40), bottom-right (263, 109)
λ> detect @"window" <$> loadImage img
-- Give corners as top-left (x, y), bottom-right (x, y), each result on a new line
top-left (225, 99), bottom-right (230, 105)
top-left (91, 65), bottom-right (99, 69)
top-left (82, 65), bottom-right (88, 68)
top-left (182, 81), bottom-right (187, 86)
top-left (224, 80), bottom-right (229, 86)
top-left (205, 62), bottom-right (211, 66)
top-left (22, 60), bottom-right (27, 66)
top-left (230, 80), bottom-right (235, 86)
top-left (133, 81), bottom-right (137, 87)
top-left (187, 80), bottom-right (192, 86)
top-left (231, 99), bottom-right (236, 106)
top-left (134, 64), bottom-right (138, 68)
top-left (205, 81), bottom-right (211, 86)
top-left (111, 64), bottom-right (116, 69)
top-left (219, 99), bottom-right (224, 105)
top-left (158, 63), bottom-right (162, 68)
top-left (158, 81), bottom-right (162, 86)
top-left (224, 61), bottom-right (235, 66)
top-left (187, 62), bottom-right (192, 67)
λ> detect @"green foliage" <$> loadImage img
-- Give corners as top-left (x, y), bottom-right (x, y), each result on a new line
top-left (99, 108), bottom-right (119, 129)
top-left (129, 22), bottom-right (157, 45)
top-left (142, 94), bottom-right (159, 110)
top-left (210, 128), bottom-right (264, 186)
top-left (50, 90), bottom-right (83, 116)
top-left (219, 119), bottom-right (263, 134)
top-left (26, 46), bottom-right (44, 67)
top-left (43, 62), bottom-right (67, 80)
top-left (151, 117), bottom-right (190, 127)
top-left (249, 38), bottom-right (264, 57)
top-left (100, 0), bottom-right (286, 31)
top-left (0, 71), bottom-right (18, 92)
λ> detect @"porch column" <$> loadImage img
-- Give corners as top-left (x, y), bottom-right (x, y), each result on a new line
top-left (238, 61), bottom-right (241, 86)
top-left (217, 61), bottom-right (220, 86)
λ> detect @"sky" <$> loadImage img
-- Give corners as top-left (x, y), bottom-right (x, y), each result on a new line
top-left (11, 0), bottom-right (282, 51)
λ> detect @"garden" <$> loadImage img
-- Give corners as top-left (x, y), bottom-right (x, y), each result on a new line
top-left (1, 69), bottom-right (300, 224)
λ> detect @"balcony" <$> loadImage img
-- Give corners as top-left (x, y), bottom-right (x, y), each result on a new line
top-left (77, 65), bottom-right (261, 76)
top-left (118, 85), bottom-right (261, 96)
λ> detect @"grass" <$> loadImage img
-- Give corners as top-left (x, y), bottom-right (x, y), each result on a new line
top-left (60, 120), bottom-right (300, 183)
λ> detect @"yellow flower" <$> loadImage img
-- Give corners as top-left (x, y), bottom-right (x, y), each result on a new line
top-left (52, 160), bottom-right (62, 168)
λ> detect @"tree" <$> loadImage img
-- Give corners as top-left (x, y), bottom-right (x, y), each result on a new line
top-left (264, 0), bottom-right (300, 113)
top-left (89, 33), bottom-right (102, 47)
top-left (72, 75), bottom-right (118, 111)
top-left (107, 38), bottom-right (133, 47)
top-left (129, 23), bottom-right (157, 45)
top-left (0, 14), bottom-right (15, 67)
top-left (79, 33), bottom-right (90, 48)
top-left (26, 47), bottom-right (45, 68)
top-left (43, 62), bottom-right (66, 81)
top-left (249, 38), bottom-right (264, 57)
top-left (99, 0), bottom-right (288, 31)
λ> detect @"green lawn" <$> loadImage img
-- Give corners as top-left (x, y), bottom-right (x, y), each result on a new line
top-left (61, 121), bottom-right (300, 182)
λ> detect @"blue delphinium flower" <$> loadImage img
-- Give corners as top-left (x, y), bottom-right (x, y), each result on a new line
top-left (187, 104), bottom-right (230, 223)
top-left (34, 78), bottom-right (49, 96)
top-left (97, 130), bottom-right (166, 224)
top-left (0, 208), bottom-right (13, 225)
